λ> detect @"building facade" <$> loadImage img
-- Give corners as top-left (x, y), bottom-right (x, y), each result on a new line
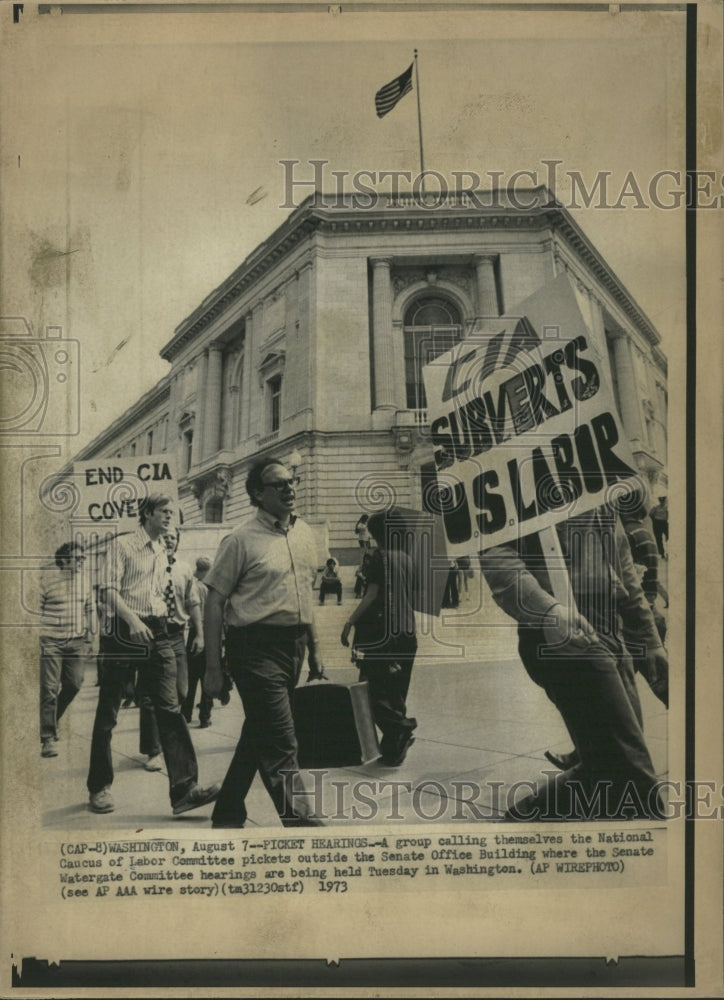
top-left (71, 189), bottom-right (668, 562)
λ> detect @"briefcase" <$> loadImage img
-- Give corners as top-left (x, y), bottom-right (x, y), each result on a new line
top-left (293, 681), bottom-right (379, 768)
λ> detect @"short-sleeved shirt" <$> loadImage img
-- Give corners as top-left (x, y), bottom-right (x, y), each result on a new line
top-left (101, 526), bottom-right (168, 618)
top-left (40, 566), bottom-right (91, 641)
top-left (357, 547), bottom-right (416, 640)
top-left (204, 509), bottom-right (317, 628)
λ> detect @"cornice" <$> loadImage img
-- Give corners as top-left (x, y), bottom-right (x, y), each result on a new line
top-left (161, 188), bottom-right (664, 365)
top-left (73, 375), bottom-right (172, 460)
top-left (543, 208), bottom-right (663, 355)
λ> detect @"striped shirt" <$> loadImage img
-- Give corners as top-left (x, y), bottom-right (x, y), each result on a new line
top-left (101, 526), bottom-right (168, 618)
top-left (40, 567), bottom-right (92, 641)
top-left (205, 509), bottom-right (317, 628)
top-left (165, 557), bottom-right (201, 626)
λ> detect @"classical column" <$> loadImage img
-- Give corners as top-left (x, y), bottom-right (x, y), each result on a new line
top-left (246, 305), bottom-right (263, 439)
top-left (371, 258), bottom-right (396, 416)
top-left (202, 343), bottom-right (224, 460)
top-left (167, 371), bottom-right (182, 450)
top-left (474, 254), bottom-right (499, 319)
top-left (221, 348), bottom-right (237, 451)
top-left (192, 352), bottom-right (208, 465)
top-left (610, 332), bottom-right (644, 445)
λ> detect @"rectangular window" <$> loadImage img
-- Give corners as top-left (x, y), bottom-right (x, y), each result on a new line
top-left (183, 429), bottom-right (193, 472)
top-left (130, 441), bottom-right (136, 456)
top-left (161, 416), bottom-right (169, 451)
top-left (204, 498), bottom-right (224, 523)
top-left (269, 375), bottom-right (282, 432)
top-left (605, 333), bottom-right (622, 416)
top-left (146, 429), bottom-right (153, 454)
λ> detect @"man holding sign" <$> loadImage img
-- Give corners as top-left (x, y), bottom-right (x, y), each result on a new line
top-left (423, 276), bottom-right (666, 821)
top-left (480, 506), bottom-right (665, 821)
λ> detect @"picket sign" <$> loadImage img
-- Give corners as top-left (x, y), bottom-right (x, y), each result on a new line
top-left (422, 274), bottom-right (640, 615)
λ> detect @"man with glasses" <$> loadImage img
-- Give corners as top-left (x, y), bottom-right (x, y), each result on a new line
top-left (86, 492), bottom-right (220, 816)
top-left (39, 542), bottom-right (93, 758)
top-left (204, 458), bottom-right (327, 828)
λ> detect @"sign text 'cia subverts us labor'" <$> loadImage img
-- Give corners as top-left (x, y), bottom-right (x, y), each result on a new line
top-left (422, 277), bottom-right (639, 556)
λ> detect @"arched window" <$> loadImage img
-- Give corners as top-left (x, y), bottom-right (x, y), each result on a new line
top-left (403, 295), bottom-right (462, 412)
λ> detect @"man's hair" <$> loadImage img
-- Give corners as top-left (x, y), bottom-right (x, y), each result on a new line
top-left (55, 541), bottom-right (84, 568)
top-left (366, 511), bottom-right (390, 548)
top-left (139, 492), bottom-right (174, 525)
top-left (615, 484), bottom-right (650, 522)
top-left (245, 458), bottom-right (285, 507)
top-left (367, 508), bottom-right (409, 551)
top-left (196, 556), bottom-right (211, 573)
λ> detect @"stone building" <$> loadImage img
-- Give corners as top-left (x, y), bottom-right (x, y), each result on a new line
top-left (69, 188), bottom-right (668, 562)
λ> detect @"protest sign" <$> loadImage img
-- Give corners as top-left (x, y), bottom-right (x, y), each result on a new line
top-left (71, 455), bottom-right (179, 532)
top-left (423, 275), bottom-right (640, 558)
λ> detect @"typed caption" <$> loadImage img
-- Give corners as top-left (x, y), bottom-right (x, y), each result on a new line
top-left (57, 827), bottom-right (666, 900)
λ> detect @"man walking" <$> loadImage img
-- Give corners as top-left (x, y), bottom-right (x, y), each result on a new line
top-left (341, 509), bottom-right (418, 767)
top-left (203, 459), bottom-right (327, 828)
top-left (649, 496), bottom-right (669, 560)
top-left (39, 542), bottom-right (92, 757)
top-left (86, 493), bottom-right (220, 815)
top-left (480, 506), bottom-right (665, 821)
top-left (182, 557), bottom-right (213, 727)
top-left (139, 528), bottom-right (203, 769)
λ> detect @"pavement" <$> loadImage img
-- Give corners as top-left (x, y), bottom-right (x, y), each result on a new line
top-left (41, 568), bottom-right (669, 831)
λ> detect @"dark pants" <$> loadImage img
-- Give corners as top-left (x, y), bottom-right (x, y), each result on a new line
top-left (139, 626), bottom-right (188, 757)
top-left (212, 624), bottom-right (313, 827)
top-left (513, 627), bottom-right (662, 820)
top-left (442, 569), bottom-right (459, 608)
top-left (652, 519), bottom-right (668, 558)
top-left (182, 629), bottom-right (213, 724)
top-left (319, 579), bottom-right (342, 604)
top-left (355, 630), bottom-right (417, 759)
top-left (87, 618), bottom-right (198, 806)
top-left (39, 636), bottom-right (89, 740)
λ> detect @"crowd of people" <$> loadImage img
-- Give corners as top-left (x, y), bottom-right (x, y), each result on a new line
top-left (38, 462), bottom-right (669, 826)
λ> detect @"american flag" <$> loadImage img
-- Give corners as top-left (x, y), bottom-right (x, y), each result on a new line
top-left (375, 63), bottom-right (413, 118)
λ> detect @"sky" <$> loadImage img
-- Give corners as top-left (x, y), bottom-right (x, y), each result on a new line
top-left (1, 4), bottom-right (687, 459)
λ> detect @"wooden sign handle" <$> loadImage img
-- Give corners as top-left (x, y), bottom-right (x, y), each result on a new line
top-left (538, 525), bottom-right (577, 614)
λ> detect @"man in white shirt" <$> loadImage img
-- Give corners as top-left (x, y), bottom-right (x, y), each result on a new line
top-left (204, 460), bottom-right (326, 828)
top-left (86, 493), bottom-right (219, 816)
top-left (139, 528), bottom-right (203, 770)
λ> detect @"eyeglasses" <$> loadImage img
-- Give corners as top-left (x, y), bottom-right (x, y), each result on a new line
top-left (262, 477), bottom-right (300, 491)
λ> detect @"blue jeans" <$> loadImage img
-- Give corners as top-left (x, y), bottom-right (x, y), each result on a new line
top-left (87, 618), bottom-right (198, 805)
top-left (212, 624), bottom-right (312, 827)
top-left (39, 635), bottom-right (89, 740)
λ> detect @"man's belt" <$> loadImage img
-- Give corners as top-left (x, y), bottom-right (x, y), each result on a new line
top-left (139, 615), bottom-right (168, 634)
top-left (228, 622), bottom-right (308, 637)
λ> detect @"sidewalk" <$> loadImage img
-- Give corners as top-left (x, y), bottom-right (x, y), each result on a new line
top-left (42, 572), bottom-right (668, 830)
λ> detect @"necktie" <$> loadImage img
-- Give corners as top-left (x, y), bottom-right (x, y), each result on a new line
top-left (164, 563), bottom-right (176, 619)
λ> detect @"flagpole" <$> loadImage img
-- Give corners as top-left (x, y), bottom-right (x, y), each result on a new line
top-left (414, 49), bottom-right (426, 198)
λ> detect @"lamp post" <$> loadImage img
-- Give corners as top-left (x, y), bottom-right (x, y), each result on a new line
top-left (288, 448), bottom-right (302, 478)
